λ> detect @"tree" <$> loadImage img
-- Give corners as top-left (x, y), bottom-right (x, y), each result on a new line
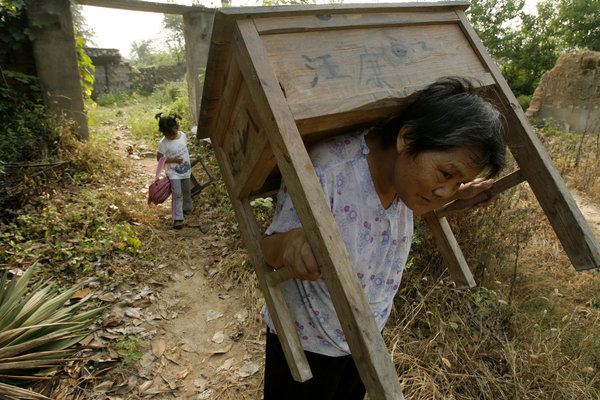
top-left (555, 0), bottom-right (600, 51)
top-left (129, 39), bottom-right (158, 68)
top-left (468, 0), bottom-right (600, 97)
top-left (467, 0), bottom-right (525, 61)
top-left (502, 1), bottom-right (562, 96)
top-left (70, 4), bottom-right (96, 46)
top-left (468, 0), bottom-right (560, 97)
top-left (162, 14), bottom-right (185, 64)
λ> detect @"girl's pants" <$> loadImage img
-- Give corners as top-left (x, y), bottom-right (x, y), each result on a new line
top-left (170, 178), bottom-right (192, 221)
top-left (264, 329), bottom-right (366, 400)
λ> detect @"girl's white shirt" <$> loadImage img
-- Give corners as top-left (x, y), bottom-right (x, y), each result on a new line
top-left (157, 131), bottom-right (192, 180)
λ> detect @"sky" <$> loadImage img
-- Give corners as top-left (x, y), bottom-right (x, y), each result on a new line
top-left (81, 0), bottom-right (542, 59)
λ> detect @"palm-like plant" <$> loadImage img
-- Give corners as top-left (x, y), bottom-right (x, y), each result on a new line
top-left (0, 266), bottom-right (105, 399)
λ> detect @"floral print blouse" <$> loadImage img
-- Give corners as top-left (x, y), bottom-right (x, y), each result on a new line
top-left (262, 130), bottom-right (413, 356)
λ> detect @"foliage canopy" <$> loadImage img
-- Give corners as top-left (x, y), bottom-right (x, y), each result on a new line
top-left (467, 0), bottom-right (600, 97)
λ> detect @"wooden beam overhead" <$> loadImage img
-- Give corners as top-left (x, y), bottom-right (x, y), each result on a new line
top-left (76, 0), bottom-right (211, 15)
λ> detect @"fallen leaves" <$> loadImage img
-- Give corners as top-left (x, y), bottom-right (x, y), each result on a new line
top-left (212, 331), bottom-right (225, 344)
top-left (206, 309), bottom-right (224, 322)
top-left (238, 360), bottom-right (260, 378)
top-left (42, 129), bottom-right (265, 399)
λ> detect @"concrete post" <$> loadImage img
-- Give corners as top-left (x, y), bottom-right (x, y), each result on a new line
top-left (183, 9), bottom-right (214, 131)
top-left (25, 0), bottom-right (89, 140)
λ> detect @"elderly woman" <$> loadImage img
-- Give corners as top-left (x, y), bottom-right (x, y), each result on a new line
top-left (260, 77), bottom-right (506, 400)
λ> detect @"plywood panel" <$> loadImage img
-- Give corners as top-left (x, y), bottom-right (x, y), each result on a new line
top-left (220, 81), bottom-right (269, 189)
top-left (262, 23), bottom-right (487, 126)
top-left (201, 44), bottom-right (232, 137)
top-left (211, 55), bottom-right (243, 147)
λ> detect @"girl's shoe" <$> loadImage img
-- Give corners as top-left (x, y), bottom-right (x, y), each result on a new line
top-left (173, 220), bottom-right (184, 230)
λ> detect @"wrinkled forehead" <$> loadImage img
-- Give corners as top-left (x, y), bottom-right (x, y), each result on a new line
top-left (429, 146), bottom-right (485, 175)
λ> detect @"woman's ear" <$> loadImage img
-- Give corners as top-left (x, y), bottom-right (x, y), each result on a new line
top-left (396, 125), bottom-right (411, 154)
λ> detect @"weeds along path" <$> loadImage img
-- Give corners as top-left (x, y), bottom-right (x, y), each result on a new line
top-left (78, 128), bottom-right (265, 399)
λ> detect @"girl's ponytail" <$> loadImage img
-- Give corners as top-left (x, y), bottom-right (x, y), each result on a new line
top-left (156, 112), bottom-right (181, 135)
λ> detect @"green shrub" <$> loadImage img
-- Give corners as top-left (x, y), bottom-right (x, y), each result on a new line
top-left (150, 81), bottom-right (190, 128)
top-left (95, 91), bottom-right (133, 107)
top-left (0, 188), bottom-right (150, 283)
top-left (0, 266), bottom-right (104, 399)
top-left (517, 94), bottom-right (532, 111)
top-left (0, 72), bottom-right (60, 164)
top-left (538, 118), bottom-right (571, 137)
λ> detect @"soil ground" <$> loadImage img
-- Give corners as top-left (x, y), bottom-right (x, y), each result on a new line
top-left (49, 130), bottom-right (265, 400)
top-left (47, 127), bottom-right (600, 400)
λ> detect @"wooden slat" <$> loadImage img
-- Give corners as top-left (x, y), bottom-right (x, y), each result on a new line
top-left (291, 73), bottom-right (494, 120)
top-left (76, 0), bottom-right (202, 14)
top-left (233, 18), bottom-right (404, 400)
top-left (215, 77), bottom-right (278, 199)
top-left (219, 2), bottom-right (470, 19)
top-left (292, 73), bottom-right (495, 136)
top-left (253, 11), bottom-right (460, 34)
top-left (212, 143), bottom-right (312, 382)
top-left (423, 213), bottom-right (476, 289)
top-left (235, 148), bottom-right (278, 200)
top-left (456, 11), bottom-right (600, 271)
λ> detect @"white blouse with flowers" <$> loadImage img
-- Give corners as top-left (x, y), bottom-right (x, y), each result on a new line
top-left (261, 130), bottom-right (413, 357)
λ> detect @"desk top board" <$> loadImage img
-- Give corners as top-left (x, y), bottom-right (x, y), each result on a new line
top-left (198, 2), bottom-right (497, 197)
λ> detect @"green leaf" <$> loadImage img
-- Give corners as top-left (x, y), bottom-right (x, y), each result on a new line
top-left (0, 330), bottom-right (78, 359)
top-left (0, 265), bottom-right (103, 399)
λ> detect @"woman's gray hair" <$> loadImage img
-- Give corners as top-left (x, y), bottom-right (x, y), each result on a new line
top-left (380, 77), bottom-right (506, 178)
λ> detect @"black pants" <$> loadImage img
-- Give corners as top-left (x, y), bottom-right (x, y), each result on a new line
top-left (264, 329), bottom-right (366, 400)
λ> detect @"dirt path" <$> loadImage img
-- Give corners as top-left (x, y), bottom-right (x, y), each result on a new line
top-left (571, 189), bottom-right (600, 240)
top-left (75, 132), bottom-right (265, 399)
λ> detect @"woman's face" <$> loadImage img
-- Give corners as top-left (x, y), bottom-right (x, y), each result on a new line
top-left (393, 141), bottom-right (483, 216)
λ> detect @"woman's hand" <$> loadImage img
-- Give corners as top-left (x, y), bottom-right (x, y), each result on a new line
top-left (261, 228), bottom-right (321, 281)
top-left (456, 178), bottom-right (498, 208)
top-left (456, 178), bottom-right (496, 208)
top-left (456, 178), bottom-right (492, 199)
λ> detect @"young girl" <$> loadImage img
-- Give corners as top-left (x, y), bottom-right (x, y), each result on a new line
top-left (155, 112), bottom-right (192, 229)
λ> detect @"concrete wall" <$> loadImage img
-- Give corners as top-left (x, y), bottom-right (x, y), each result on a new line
top-left (93, 63), bottom-right (133, 96)
top-left (25, 0), bottom-right (89, 139)
top-left (133, 63), bottom-right (186, 93)
top-left (184, 10), bottom-right (214, 128)
top-left (86, 48), bottom-right (133, 96)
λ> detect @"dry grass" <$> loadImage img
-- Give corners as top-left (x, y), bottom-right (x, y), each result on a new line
top-left (380, 126), bottom-right (600, 399)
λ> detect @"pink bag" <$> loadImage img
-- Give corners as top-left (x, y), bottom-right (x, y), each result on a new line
top-left (148, 157), bottom-right (172, 205)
